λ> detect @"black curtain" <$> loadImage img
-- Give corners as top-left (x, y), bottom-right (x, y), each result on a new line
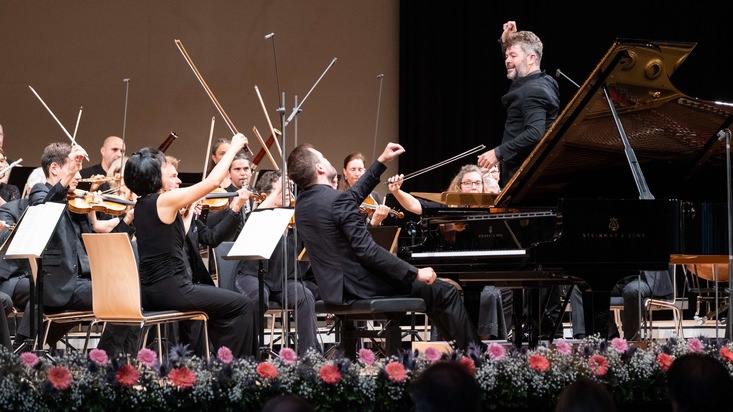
top-left (399, 1), bottom-right (733, 192)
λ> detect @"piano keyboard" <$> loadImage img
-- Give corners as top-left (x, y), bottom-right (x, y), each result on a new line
top-left (411, 249), bottom-right (527, 258)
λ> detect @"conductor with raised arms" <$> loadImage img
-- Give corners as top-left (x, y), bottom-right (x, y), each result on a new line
top-left (287, 142), bottom-right (480, 350)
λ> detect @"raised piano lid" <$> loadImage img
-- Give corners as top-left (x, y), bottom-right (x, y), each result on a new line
top-left (495, 39), bottom-right (733, 208)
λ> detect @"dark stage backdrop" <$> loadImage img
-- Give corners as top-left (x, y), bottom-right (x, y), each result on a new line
top-left (398, 1), bottom-right (733, 193)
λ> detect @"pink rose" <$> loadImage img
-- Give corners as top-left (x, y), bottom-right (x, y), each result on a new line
top-left (279, 347), bottom-right (297, 365)
top-left (555, 339), bottom-right (572, 355)
top-left (359, 348), bottom-right (376, 366)
top-left (424, 347), bottom-right (442, 362)
top-left (611, 337), bottom-right (629, 353)
top-left (89, 348), bottom-right (109, 366)
top-left (217, 346), bottom-right (234, 364)
top-left (487, 342), bottom-right (506, 360)
top-left (137, 348), bottom-right (157, 367)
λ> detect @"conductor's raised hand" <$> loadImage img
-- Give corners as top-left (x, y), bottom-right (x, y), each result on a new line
top-left (230, 133), bottom-right (248, 152)
top-left (501, 21), bottom-right (517, 43)
top-left (377, 142), bottom-right (405, 164)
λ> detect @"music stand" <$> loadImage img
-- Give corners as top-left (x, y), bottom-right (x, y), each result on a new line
top-left (224, 207), bottom-right (294, 359)
top-left (1, 202), bottom-right (66, 356)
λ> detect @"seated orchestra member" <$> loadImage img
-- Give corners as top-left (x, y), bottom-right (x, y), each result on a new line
top-left (0, 216), bottom-right (16, 351)
top-left (209, 138), bottom-right (233, 189)
top-left (161, 155), bottom-right (250, 355)
top-left (0, 148), bottom-right (21, 206)
top-left (15, 142), bottom-right (136, 354)
top-left (388, 164), bottom-right (511, 340)
top-left (341, 152), bottom-right (390, 227)
top-left (610, 266), bottom-right (674, 340)
top-left (206, 153), bottom-right (256, 242)
top-left (287, 142), bottom-right (480, 350)
top-left (233, 170), bottom-right (321, 355)
top-left (124, 133), bottom-right (254, 358)
top-left (79, 135), bottom-right (125, 193)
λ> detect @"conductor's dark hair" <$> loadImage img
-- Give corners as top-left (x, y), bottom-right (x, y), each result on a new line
top-left (287, 143), bottom-right (317, 189)
top-left (410, 361), bottom-right (482, 412)
top-left (124, 147), bottom-right (166, 197)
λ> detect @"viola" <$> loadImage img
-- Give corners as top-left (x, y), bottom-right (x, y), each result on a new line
top-left (359, 196), bottom-right (404, 219)
top-left (67, 189), bottom-right (135, 216)
top-left (200, 188), bottom-right (266, 211)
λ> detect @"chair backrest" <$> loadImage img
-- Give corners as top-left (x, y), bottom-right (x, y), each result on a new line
top-left (82, 232), bottom-right (145, 320)
top-left (213, 241), bottom-right (238, 291)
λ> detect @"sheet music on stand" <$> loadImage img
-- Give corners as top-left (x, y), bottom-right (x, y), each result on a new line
top-left (226, 207), bottom-right (295, 260)
top-left (3, 202), bottom-right (65, 261)
top-left (1, 201), bottom-right (66, 355)
top-left (225, 207), bottom-right (295, 359)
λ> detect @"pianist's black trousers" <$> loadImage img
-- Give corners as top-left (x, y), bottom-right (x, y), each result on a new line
top-left (412, 279), bottom-right (480, 349)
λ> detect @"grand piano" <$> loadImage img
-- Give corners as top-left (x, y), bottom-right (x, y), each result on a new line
top-left (398, 39), bottom-right (733, 346)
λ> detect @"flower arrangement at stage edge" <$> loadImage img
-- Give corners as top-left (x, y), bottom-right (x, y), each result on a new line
top-left (0, 336), bottom-right (732, 411)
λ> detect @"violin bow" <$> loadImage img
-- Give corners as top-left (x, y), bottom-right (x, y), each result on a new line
top-left (202, 116), bottom-right (215, 180)
top-left (251, 126), bottom-right (279, 170)
top-left (72, 106), bottom-right (83, 143)
top-left (119, 78), bottom-right (131, 183)
top-left (174, 39), bottom-right (254, 156)
top-left (372, 74), bottom-right (385, 162)
top-left (254, 85), bottom-right (283, 161)
top-left (28, 85), bottom-right (89, 160)
top-left (386, 144), bottom-right (487, 184)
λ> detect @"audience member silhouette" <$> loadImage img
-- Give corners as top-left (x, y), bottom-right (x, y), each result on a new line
top-left (666, 353), bottom-right (733, 412)
top-left (554, 377), bottom-right (616, 412)
top-left (411, 361), bottom-right (482, 412)
top-left (261, 394), bottom-right (315, 412)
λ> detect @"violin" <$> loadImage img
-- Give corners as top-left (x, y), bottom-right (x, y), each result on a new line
top-left (359, 196), bottom-right (404, 219)
top-left (200, 187), bottom-right (267, 211)
top-left (78, 175), bottom-right (121, 185)
top-left (67, 189), bottom-right (135, 216)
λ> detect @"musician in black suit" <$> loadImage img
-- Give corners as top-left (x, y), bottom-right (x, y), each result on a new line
top-left (477, 20), bottom-right (560, 185)
top-left (15, 142), bottom-right (135, 353)
top-left (0, 199), bottom-right (31, 318)
top-left (611, 267), bottom-right (675, 340)
top-left (287, 142), bottom-right (480, 350)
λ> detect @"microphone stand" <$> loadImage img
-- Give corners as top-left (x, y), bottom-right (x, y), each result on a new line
top-left (722, 129), bottom-right (733, 339)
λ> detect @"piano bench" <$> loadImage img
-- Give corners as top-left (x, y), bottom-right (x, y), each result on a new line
top-left (316, 298), bottom-right (426, 358)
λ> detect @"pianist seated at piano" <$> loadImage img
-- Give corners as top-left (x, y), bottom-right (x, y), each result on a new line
top-left (388, 164), bottom-right (513, 340)
top-left (479, 164), bottom-right (501, 195)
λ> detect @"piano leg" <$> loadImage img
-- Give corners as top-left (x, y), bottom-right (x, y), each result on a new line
top-left (582, 289), bottom-right (611, 339)
top-left (511, 289), bottom-right (524, 348)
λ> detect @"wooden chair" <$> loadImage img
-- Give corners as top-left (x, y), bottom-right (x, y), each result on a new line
top-left (643, 266), bottom-right (687, 339)
top-left (82, 233), bottom-right (210, 361)
top-left (25, 259), bottom-right (97, 353)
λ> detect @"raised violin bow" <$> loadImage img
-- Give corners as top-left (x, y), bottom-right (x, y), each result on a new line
top-left (174, 39), bottom-right (254, 156)
top-left (385, 144), bottom-right (487, 184)
top-left (28, 85), bottom-right (89, 160)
